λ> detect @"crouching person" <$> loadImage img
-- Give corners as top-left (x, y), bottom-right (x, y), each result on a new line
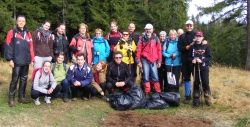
top-left (66, 53), bottom-right (93, 101)
top-left (31, 61), bottom-right (62, 105)
top-left (91, 60), bottom-right (107, 99)
top-left (188, 31), bottom-right (212, 108)
top-left (106, 51), bottom-right (134, 94)
top-left (51, 52), bottom-right (69, 102)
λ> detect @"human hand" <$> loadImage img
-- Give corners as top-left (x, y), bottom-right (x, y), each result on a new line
top-left (47, 88), bottom-right (53, 94)
top-left (74, 81), bottom-right (81, 86)
top-left (120, 82), bottom-right (125, 87)
top-left (30, 62), bottom-right (34, 67)
top-left (9, 60), bottom-right (14, 68)
top-left (171, 53), bottom-right (176, 59)
top-left (196, 58), bottom-right (202, 63)
top-left (96, 52), bottom-right (100, 55)
top-left (192, 59), bottom-right (197, 64)
top-left (202, 40), bottom-right (208, 45)
top-left (157, 63), bottom-right (161, 68)
top-left (137, 63), bottom-right (142, 68)
top-left (100, 91), bottom-right (104, 96)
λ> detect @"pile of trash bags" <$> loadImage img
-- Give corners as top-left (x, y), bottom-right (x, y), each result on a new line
top-left (106, 86), bottom-right (181, 110)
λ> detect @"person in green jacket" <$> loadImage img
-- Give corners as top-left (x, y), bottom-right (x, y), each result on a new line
top-left (51, 52), bottom-right (69, 102)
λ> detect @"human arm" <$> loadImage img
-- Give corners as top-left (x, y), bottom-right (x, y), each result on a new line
top-left (4, 30), bottom-right (14, 67)
top-left (106, 64), bottom-right (117, 85)
top-left (136, 38), bottom-right (142, 66)
top-left (68, 37), bottom-right (77, 53)
top-left (33, 71), bottom-right (48, 94)
top-left (105, 40), bottom-right (110, 58)
top-left (79, 67), bottom-right (93, 87)
top-left (66, 65), bottom-right (77, 84)
top-left (91, 77), bottom-right (103, 93)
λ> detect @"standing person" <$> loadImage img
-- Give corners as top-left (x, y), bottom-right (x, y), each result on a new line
top-left (106, 51), bottom-right (134, 94)
top-left (188, 31), bottom-right (212, 108)
top-left (162, 30), bottom-right (181, 92)
top-left (66, 53), bottom-right (93, 101)
top-left (115, 29), bottom-right (137, 79)
top-left (32, 20), bottom-right (55, 69)
top-left (91, 60), bottom-right (107, 99)
top-left (158, 31), bottom-right (167, 91)
top-left (4, 15), bottom-right (35, 107)
top-left (31, 61), bottom-right (62, 105)
top-left (178, 20), bottom-right (207, 104)
top-left (69, 23), bottom-right (93, 65)
top-left (136, 23), bottom-right (162, 97)
top-left (128, 23), bottom-right (140, 83)
top-left (92, 28), bottom-right (110, 65)
top-left (51, 52), bottom-right (69, 102)
top-left (52, 23), bottom-right (69, 63)
top-left (105, 21), bottom-right (122, 62)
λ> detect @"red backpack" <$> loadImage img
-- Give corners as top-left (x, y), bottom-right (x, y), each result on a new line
top-left (31, 68), bottom-right (50, 82)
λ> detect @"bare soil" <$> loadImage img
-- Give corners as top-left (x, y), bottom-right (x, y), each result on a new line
top-left (100, 111), bottom-right (212, 127)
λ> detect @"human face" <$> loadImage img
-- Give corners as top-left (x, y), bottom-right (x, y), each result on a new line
top-left (110, 23), bottom-right (118, 32)
top-left (16, 17), bottom-right (26, 30)
top-left (185, 24), bottom-right (193, 32)
top-left (169, 33), bottom-right (177, 41)
top-left (79, 26), bottom-right (86, 35)
top-left (159, 35), bottom-right (166, 42)
top-left (195, 36), bottom-right (204, 43)
top-left (77, 56), bottom-right (85, 67)
top-left (128, 24), bottom-right (135, 33)
top-left (122, 32), bottom-right (129, 40)
top-left (177, 29), bottom-right (184, 37)
top-left (57, 25), bottom-right (65, 35)
top-left (43, 62), bottom-right (51, 73)
top-left (95, 31), bottom-right (102, 38)
top-left (96, 63), bottom-right (102, 71)
top-left (42, 22), bottom-right (51, 31)
top-left (145, 28), bottom-right (153, 36)
top-left (57, 55), bottom-right (64, 64)
top-left (114, 54), bottom-right (122, 64)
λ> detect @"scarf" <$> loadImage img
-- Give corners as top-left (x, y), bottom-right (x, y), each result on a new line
top-left (39, 26), bottom-right (51, 43)
top-left (93, 72), bottom-right (100, 85)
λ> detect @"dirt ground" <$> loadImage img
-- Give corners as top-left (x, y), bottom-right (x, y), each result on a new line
top-left (100, 111), bottom-right (212, 127)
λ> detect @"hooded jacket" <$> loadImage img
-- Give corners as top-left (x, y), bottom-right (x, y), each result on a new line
top-left (115, 38), bottom-right (136, 64)
top-left (162, 38), bottom-right (181, 66)
top-left (92, 37), bottom-right (110, 64)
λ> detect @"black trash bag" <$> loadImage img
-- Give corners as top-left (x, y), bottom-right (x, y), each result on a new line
top-left (159, 92), bottom-right (181, 106)
top-left (106, 86), bottom-right (146, 110)
top-left (127, 86), bottom-right (147, 110)
top-left (145, 93), bottom-right (169, 109)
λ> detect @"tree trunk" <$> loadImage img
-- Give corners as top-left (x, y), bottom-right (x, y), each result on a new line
top-left (246, 0), bottom-right (250, 70)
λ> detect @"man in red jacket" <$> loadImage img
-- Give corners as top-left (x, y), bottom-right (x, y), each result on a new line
top-left (136, 23), bottom-right (162, 97)
top-left (4, 15), bottom-right (34, 107)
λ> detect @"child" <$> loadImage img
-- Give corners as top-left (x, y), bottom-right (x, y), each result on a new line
top-left (188, 31), bottom-right (212, 108)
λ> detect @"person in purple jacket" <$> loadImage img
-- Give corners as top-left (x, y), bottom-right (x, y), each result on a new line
top-left (66, 53), bottom-right (93, 101)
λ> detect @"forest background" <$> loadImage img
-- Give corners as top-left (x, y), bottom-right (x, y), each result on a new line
top-left (0, 0), bottom-right (247, 68)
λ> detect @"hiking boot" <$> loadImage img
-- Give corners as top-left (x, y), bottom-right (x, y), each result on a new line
top-left (83, 97), bottom-right (89, 101)
top-left (192, 102), bottom-right (200, 108)
top-left (9, 99), bottom-right (15, 107)
top-left (72, 97), bottom-right (77, 101)
top-left (33, 98), bottom-right (41, 105)
top-left (63, 98), bottom-right (69, 102)
top-left (90, 96), bottom-right (96, 100)
top-left (101, 96), bottom-right (106, 100)
top-left (44, 96), bottom-right (51, 104)
top-left (18, 98), bottom-right (30, 104)
top-left (205, 93), bottom-right (211, 106)
top-left (184, 99), bottom-right (191, 104)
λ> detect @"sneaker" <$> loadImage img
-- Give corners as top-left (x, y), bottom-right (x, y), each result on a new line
top-left (72, 97), bottom-right (77, 101)
top-left (63, 98), bottom-right (69, 102)
top-left (33, 98), bottom-right (41, 105)
top-left (44, 96), bottom-right (51, 104)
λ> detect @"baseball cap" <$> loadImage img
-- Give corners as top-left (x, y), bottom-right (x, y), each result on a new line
top-left (195, 31), bottom-right (203, 37)
top-left (185, 20), bottom-right (194, 25)
top-left (144, 23), bottom-right (153, 29)
top-left (159, 31), bottom-right (166, 36)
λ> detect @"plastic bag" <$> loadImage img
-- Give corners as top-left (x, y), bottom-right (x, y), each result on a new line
top-left (159, 92), bottom-right (181, 106)
top-left (144, 93), bottom-right (169, 109)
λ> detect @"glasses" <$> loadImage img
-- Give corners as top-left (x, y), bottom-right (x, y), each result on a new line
top-left (115, 57), bottom-right (122, 59)
top-left (96, 33), bottom-right (101, 35)
top-left (186, 24), bottom-right (193, 27)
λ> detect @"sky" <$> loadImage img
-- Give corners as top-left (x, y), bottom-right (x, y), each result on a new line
top-left (188, 0), bottom-right (220, 23)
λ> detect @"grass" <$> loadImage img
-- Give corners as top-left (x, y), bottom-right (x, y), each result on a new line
top-left (0, 59), bottom-right (250, 127)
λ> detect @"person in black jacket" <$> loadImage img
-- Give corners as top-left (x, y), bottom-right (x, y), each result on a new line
top-left (177, 20), bottom-right (207, 104)
top-left (188, 31), bottom-right (212, 108)
top-left (106, 51), bottom-right (134, 94)
top-left (52, 23), bottom-right (69, 63)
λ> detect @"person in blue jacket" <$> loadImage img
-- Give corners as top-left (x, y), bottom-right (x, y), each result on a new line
top-left (162, 29), bottom-right (181, 92)
top-left (93, 28), bottom-right (110, 65)
top-left (66, 53), bottom-right (93, 101)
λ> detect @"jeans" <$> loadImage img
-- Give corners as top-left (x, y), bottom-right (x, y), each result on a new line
top-left (61, 79), bottom-right (70, 98)
top-left (70, 84), bottom-right (92, 98)
top-left (31, 85), bottom-right (62, 99)
top-left (141, 59), bottom-right (159, 83)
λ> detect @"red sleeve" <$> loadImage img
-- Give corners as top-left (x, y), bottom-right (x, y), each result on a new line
top-left (69, 38), bottom-right (77, 47)
top-left (105, 34), bottom-right (109, 40)
top-left (156, 38), bottom-right (162, 63)
top-left (27, 32), bottom-right (35, 62)
top-left (136, 39), bottom-right (142, 63)
top-left (5, 29), bottom-right (13, 45)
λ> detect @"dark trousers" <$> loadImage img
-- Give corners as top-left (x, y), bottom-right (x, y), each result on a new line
top-left (128, 64), bottom-right (137, 79)
top-left (158, 64), bottom-right (166, 91)
top-left (165, 65), bottom-right (181, 92)
top-left (181, 64), bottom-right (192, 81)
top-left (70, 84), bottom-right (92, 98)
top-left (106, 80), bottom-right (134, 94)
top-left (192, 70), bottom-right (210, 94)
top-left (9, 65), bottom-right (29, 99)
top-left (91, 83), bottom-right (106, 96)
top-left (31, 85), bottom-right (62, 99)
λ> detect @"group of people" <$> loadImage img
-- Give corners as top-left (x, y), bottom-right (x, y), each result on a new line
top-left (4, 15), bottom-right (212, 108)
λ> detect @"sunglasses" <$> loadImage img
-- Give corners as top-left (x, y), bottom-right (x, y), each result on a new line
top-left (186, 24), bottom-right (193, 27)
top-left (123, 34), bottom-right (129, 36)
top-left (96, 33), bottom-right (101, 34)
top-left (115, 57), bottom-right (122, 59)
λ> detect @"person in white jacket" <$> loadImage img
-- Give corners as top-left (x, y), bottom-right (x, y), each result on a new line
top-left (31, 61), bottom-right (62, 105)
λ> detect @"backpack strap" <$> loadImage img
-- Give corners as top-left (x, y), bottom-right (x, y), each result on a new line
top-left (51, 63), bottom-right (56, 75)
top-left (63, 63), bottom-right (67, 72)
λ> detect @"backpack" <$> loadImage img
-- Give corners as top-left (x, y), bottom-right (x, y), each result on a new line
top-left (51, 63), bottom-right (67, 75)
top-left (31, 68), bottom-right (50, 82)
top-left (107, 32), bottom-right (122, 40)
